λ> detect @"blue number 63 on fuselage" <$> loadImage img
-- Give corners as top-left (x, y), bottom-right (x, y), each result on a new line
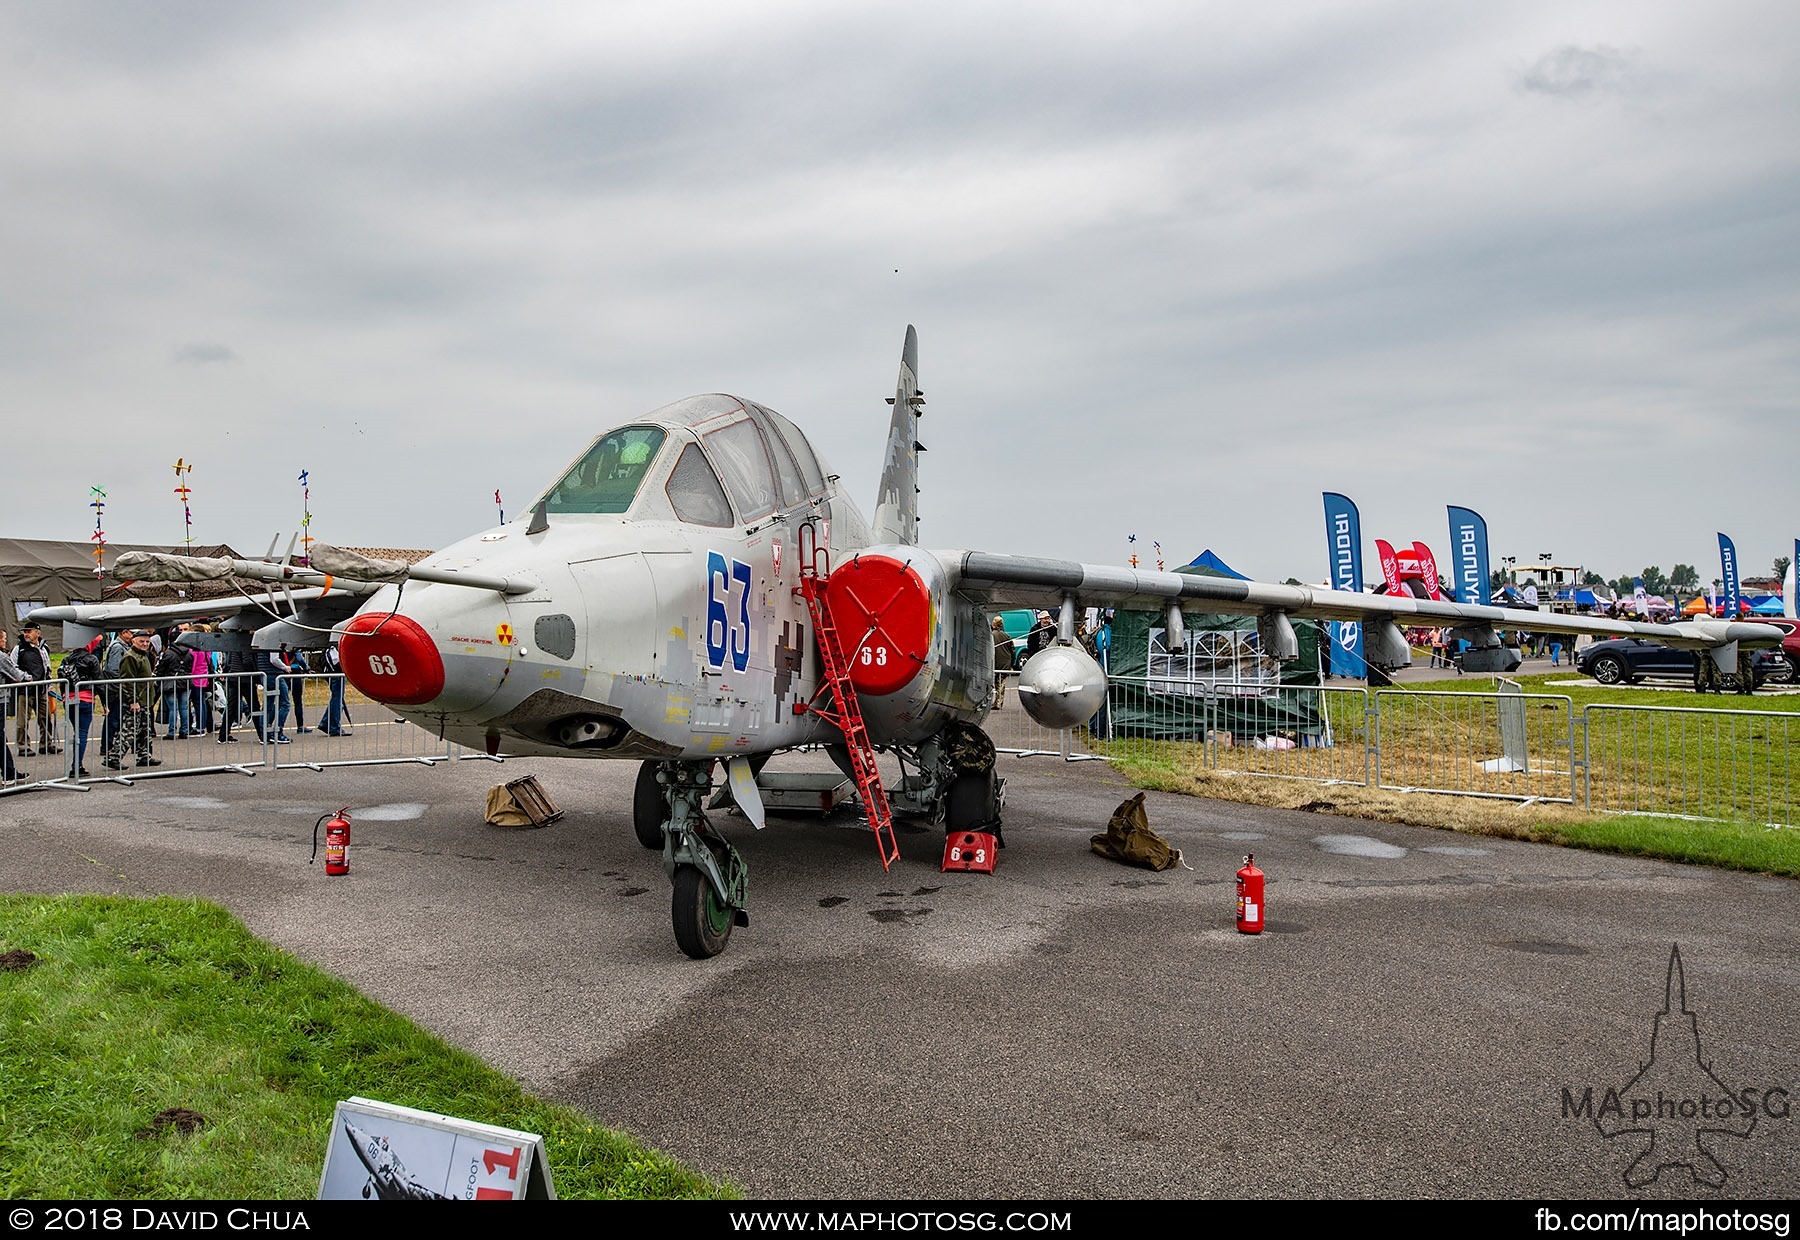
top-left (706, 551), bottom-right (753, 672)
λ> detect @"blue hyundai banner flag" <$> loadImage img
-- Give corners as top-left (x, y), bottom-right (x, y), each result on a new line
top-left (1446, 505), bottom-right (1492, 607)
top-left (1718, 532), bottom-right (1740, 618)
top-left (1323, 492), bottom-right (1365, 678)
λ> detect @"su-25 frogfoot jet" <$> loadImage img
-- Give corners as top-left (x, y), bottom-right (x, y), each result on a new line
top-left (53, 326), bottom-right (1780, 959)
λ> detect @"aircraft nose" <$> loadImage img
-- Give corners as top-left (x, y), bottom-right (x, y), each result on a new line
top-left (339, 612), bottom-right (446, 706)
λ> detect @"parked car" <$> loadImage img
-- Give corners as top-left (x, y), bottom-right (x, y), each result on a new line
top-left (1575, 631), bottom-right (1791, 688)
top-left (1743, 618), bottom-right (1799, 683)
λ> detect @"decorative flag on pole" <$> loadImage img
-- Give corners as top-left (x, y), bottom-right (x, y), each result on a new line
top-left (1409, 541), bottom-right (1446, 602)
top-left (1717, 532), bottom-right (1740, 618)
top-left (1374, 539), bottom-right (1404, 597)
top-left (1153, 540), bottom-right (1164, 572)
top-left (172, 457), bottom-right (194, 549)
top-left (1322, 492), bottom-right (1366, 678)
top-left (1446, 506), bottom-right (1493, 607)
top-left (298, 470), bottom-right (313, 561)
top-left (495, 489), bottom-right (505, 525)
top-left (89, 485), bottom-right (108, 580)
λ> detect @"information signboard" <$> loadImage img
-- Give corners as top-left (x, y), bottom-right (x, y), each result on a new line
top-left (318, 1097), bottom-right (554, 1200)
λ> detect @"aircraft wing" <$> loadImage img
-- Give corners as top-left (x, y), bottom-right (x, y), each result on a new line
top-left (934, 549), bottom-right (1782, 654)
top-left (27, 549), bottom-right (385, 649)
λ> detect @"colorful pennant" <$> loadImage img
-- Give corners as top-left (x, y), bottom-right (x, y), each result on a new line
top-left (172, 457), bottom-right (194, 548)
top-left (299, 470), bottom-right (313, 559)
top-left (88, 486), bottom-right (107, 578)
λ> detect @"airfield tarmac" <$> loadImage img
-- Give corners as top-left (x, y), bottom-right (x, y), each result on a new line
top-left (4, 744), bottom-right (1797, 1200)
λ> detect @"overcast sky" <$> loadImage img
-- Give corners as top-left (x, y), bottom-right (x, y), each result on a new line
top-left (3, 1), bottom-right (1795, 590)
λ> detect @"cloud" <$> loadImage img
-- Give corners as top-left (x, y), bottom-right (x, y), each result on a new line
top-left (1, 3), bottom-right (1795, 583)
top-left (1518, 45), bottom-right (1641, 99)
top-left (172, 343), bottom-right (238, 365)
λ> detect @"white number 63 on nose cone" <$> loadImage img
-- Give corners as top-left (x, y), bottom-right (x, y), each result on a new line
top-left (368, 654), bottom-right (398, 675)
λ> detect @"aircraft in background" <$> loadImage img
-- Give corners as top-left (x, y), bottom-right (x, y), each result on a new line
top-left (342, 1119), bottom-right (449, 1201)
top-left (37, 327), bottom-right (1782, 959)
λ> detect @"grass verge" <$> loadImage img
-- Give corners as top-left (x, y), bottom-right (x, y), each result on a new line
top-left (0, 894), bottom-right (735, 1200)
top-left (1086, 670), bottom-right (1799, 877)
top-left (1115, 760), bottom-right (1800, 878)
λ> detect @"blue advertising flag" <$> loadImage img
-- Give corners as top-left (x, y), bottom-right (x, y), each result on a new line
top-left (1323, 492), bottom-right (1365, 678)
top-left (1718, 532), bottom-right (1740, 618)
top-left (1446, 505), bottom-right (1492, 607)
top-left (1790, 539), bottom-right (1798, 620)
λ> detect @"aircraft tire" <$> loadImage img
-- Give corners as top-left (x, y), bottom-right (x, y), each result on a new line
top-left (944, 769), bottom-right (999, 835)
top-left (633, 761), bottom-right (665, 850)
top-left (672, 865), bottom-right (732, 959)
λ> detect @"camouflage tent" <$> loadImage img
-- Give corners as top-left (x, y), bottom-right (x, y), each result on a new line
top-left (0, 537), bottom-right (238, 652)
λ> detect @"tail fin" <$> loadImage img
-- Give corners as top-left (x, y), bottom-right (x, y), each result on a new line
top-left (872, 324), bottom-right (922, 545)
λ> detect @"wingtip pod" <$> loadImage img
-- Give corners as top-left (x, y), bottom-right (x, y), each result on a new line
top-left (903, 323), bottom-right (918, 376)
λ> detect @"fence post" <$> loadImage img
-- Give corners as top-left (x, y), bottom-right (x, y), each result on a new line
top-left (1367, 691), bottom-right (1380, 788)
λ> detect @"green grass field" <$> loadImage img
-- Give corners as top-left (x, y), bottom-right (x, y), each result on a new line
top-left (0, 895), bottom-right (734, 1200)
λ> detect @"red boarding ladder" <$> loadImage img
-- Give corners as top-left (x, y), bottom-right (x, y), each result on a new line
top-left (794, 522), bottom-right (900, 870)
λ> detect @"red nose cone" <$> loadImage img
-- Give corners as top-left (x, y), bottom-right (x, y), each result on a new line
top-left (339, 612), bottom-right (446, 706)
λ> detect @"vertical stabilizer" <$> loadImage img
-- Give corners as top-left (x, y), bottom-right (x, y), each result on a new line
top-left (872, 325), bottom-right (922, 545)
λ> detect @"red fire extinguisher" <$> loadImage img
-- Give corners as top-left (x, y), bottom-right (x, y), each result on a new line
top-left (1236, 853), bottom-right (1264, 934)
top-left (312, 807), bottom-right (352, 876)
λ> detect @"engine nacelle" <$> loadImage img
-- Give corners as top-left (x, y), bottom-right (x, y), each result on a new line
top-left (821, 547), bottom-right (992, 745)
top-left (1016, 643), bottom-right (1107, 729)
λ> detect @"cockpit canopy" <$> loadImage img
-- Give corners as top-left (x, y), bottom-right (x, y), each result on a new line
top-left (543, 426), bottom-right (667, 515)
top-left (536, 396), bottom-right (832, 528)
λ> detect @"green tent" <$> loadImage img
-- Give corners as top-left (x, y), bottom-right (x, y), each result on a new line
top-left (1099, 567), bottom-right (1327, 743)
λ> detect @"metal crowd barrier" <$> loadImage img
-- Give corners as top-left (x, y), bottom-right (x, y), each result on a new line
top-left (269, 673), bottom-right (474, 769)
top-left (989, 672), bottom-right (1798, 826)
top-left (1583, 703), bottom-right (1799, 827)
top-left (12, 664), bottom-right (1796, 828)
top-left (1, 669), bottom-right (489, 796)
top-left (1373, 687), bottom-right (1577, 805)
top-left (75, 672), bottom-right (269, 786)
top-left (2, 678), bottom-right (77, 794)
top-left (986, 671), bottom-right (1107, 759)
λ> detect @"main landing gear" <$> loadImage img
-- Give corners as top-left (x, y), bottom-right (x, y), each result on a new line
top-left (638, 759), bottom-right (748, 959)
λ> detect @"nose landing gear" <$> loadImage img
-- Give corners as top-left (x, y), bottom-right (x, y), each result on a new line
top-left (646, 760), bottom-right (748, 959)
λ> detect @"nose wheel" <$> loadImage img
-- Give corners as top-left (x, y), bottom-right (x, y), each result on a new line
top-left (672, 859), bottom-right (736, 958)
top-left (649, 760), bottom-right (749, 959)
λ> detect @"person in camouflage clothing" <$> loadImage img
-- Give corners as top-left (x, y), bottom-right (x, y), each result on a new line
top-left (105, 631), bottom-right (162, 769)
